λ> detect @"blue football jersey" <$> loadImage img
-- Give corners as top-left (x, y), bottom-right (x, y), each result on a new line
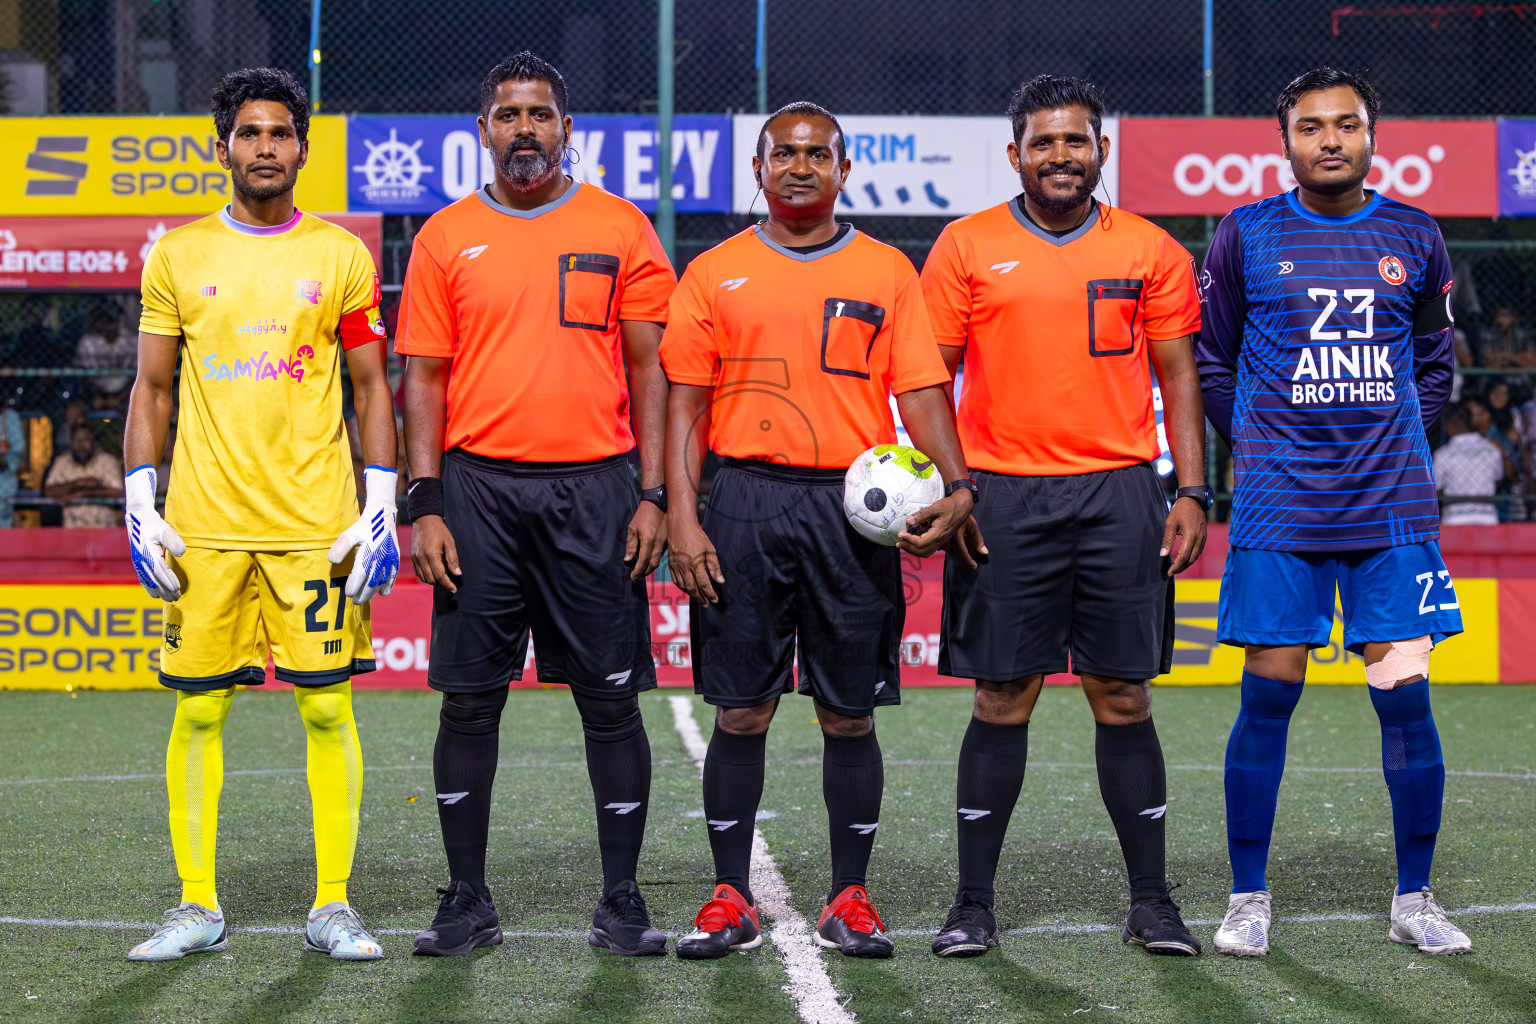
top-left (1196, 189), bottom-right (1455, 552)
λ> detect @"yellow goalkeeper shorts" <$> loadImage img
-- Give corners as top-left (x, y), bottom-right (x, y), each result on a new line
top-left (158, 547), bottom-right (375, 690)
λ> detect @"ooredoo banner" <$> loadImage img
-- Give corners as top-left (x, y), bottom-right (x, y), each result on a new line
top-left (0, 116), bottom-right (349, 216)
top-left (347, 114), bottom-right (732, 215)
top-left (1117, 118), bottom-right (1497, 217)
top-left (0, 214), bottom-right (383, 291)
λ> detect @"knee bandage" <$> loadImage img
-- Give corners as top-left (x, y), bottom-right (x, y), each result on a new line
top-left (1364, 636), bottom-right (1433, 690)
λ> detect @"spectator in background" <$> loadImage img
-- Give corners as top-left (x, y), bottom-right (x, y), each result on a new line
top-left (1435, 403), bottom-right (1504, 527)
top-left (1485, 382), bottom-right (1527, 521)
top-left (75, 306), bottom-right (136, 409)
top-left (54, 397), bottom-right (89, 453)
top-left (0, 405), bottom-right (24, 527)
top-left (43, 423), bottom-right (122, 528)
top-left (1476, 306), bottom-right (1536, 368)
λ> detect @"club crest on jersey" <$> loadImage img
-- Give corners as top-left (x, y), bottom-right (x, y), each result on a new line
top-left (1378, 255), bottom-right (1407, 286)
top-left (294, 279), bottom-right (323, 308)
top-left (163, 622), bottom-right (182, 653)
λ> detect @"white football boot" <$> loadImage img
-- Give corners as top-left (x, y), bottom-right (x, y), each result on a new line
top-left (128, 903), bottom-right (228, 961)
top-left (1389, 887), bottom-right (1471, 955)
top-left (306, 902), bottom-right (384, 960)
top-left (1213, 890), bottom-right (1272, 957)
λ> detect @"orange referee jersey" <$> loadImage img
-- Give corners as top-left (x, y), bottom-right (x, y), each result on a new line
top-left (660, 225), bottom-right (951, 469)
top-left (922, 198), bottom-right (1201, 476)
top-left (395, 182), bottom-right (676, 462)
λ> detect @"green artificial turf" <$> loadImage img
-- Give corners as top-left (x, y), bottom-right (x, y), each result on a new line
top-left (0, 684), bottom-right (1531, 1023)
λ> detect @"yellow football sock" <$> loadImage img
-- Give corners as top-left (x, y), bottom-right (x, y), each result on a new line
top-left (295, 681), bottom-right (363, 909)
top-left (166, 687), bottom-right (235, 909)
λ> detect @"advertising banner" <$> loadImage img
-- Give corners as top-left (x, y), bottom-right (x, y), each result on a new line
top-left (731, 114), bottom-right (1121, 216)
top-left (0, 572), bottom-right (1502, 690)
top-left (0, 116), bottom-right (348, 216)
top-left (347, 114), bottom-right (732, 215)
top-left (1497, 118), bottom-right (1536, 217)
top-left (0, 214), bottom-right (384, 291)
top-left (1117, 118), bottom-right (1497, 217)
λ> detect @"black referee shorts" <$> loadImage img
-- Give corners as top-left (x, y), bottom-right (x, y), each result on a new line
top-left (690, 459), bottom-right (905, 718)
top-left (427, 448), bottom-right (656, 698)
top-left (940, 461), bottom-right (1174, 683)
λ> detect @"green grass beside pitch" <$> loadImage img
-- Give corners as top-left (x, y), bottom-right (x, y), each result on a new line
top-left (0, 684), bottom-right (1531, 1024)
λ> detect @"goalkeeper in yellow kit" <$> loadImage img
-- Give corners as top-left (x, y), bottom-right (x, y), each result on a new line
top-left (121, 68), bottom-right (399, 961)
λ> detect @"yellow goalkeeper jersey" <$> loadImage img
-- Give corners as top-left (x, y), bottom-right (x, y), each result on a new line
top-left (138, 207), bottom-right (386, 550)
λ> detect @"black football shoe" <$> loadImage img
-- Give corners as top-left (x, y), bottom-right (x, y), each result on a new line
top-left (412, 880), bottom-right (504, 956)
top-left (815, 885), bottom-right (894, 958)
top-left (589, 880), bottom-right (667, 956)
top-left (676, 884), bottom-right (762, 960)
top-left (1122, 889), bottom-right (1202, 956)
top-left (931, 892), bottom-right (1001, 958)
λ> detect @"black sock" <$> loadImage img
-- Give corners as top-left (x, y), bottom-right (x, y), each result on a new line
top-left (572, 692), bottom-right (651, 894)
top-left (1095, 717), bottom-right (1169, 900)
top-left (701, 726), bottom-right (766, 904)
top-left (434, 687), bottom-right (508, 890)
top-left (822, 728), bottom-right (884, 901)
top-left (955, 717), bottom-right (1029, 904)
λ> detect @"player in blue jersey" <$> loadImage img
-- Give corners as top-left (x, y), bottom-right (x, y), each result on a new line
top-left (1196, 68), bottom-right (1470, 957)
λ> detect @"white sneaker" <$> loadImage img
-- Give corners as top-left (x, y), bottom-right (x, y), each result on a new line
top-left (1213, 890), bottom-right (1272, 957)
top-left (128, 902), bottom-right (228, 961)
top-left (306, 902), bottom-right (384, 960)
top-left (1389, 888), bottom-right (1471, 955)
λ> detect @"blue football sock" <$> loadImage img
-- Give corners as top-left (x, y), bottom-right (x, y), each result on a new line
top-left (1368, 680), bottom-right (1444, 895)
top-left (1224, 670), bottom-right (1304, 893)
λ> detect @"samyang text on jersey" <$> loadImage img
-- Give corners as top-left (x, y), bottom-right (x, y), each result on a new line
top-left (1196, 190), bottom-right (1454, 551)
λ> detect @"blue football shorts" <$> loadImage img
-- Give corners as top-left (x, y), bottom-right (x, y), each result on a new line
top-left (1218, 541), bottom-right (1464, 654)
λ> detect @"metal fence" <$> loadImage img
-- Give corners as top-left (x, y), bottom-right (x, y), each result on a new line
top-left (3, 0), bottom-right (1536, 525)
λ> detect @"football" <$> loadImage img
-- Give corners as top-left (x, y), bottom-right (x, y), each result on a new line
top-left (843, 444), bottom-right (944, 546)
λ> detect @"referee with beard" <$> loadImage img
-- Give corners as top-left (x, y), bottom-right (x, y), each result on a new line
top-left (397, 53), bottom-right (677, 958)
top-left (921, 75), bottom-right (1210, 958)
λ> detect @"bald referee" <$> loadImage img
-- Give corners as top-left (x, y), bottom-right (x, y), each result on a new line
top-left (921, 75), bottom-right (1209, 958)
top-left (397, 52), bottom-right (676, 957)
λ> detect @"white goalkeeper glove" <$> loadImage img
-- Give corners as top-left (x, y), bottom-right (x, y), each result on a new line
top-left (124, 465), bottom-right (185, 602)
top-left (328, 465), bottom-right (400, 604)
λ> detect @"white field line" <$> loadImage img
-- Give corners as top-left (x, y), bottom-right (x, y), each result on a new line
top-left (0, 761), bottom-right (587, 787)
top-left (668, 696), bottom-right (854, 1024)
top-left (6, 901), bottom-right (1532, 940)
top-left (876, 760), bottom-right (1536, 781)
top-left (5, 757), bottom-right (1528, 789)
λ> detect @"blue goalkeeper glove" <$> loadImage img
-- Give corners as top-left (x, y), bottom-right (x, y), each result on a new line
top-left (124, 464), bottom-right (185, 601)
top-left (328, 465), bottom-right (400, 604)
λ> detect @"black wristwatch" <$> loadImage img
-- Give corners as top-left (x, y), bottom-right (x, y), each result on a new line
top-left (1175, 485), bottom-right (1214, 511)
top-left (945, 478), bottom-right (980, 506)
top-left (640, 485), bottom-right (668, 513)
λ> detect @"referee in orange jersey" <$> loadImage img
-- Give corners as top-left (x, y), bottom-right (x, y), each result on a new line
top-left (397, 53), bottom-right (675, 958)
top-left (922, 75), bottom-right (1209, 959)
top-left (662, 103), bottom-right (979, 961)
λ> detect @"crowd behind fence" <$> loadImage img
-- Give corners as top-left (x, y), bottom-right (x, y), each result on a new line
top-left (2, 0), bottom-right (1535, 527)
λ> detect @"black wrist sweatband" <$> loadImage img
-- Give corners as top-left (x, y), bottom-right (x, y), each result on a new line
top-left (406, 477), bottom-right (445, 522)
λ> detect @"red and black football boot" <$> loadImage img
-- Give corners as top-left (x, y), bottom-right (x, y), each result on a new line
top-left (675, 884), bottom-right (762, 960)
top-left (815, 885), bottom-right (893, 958)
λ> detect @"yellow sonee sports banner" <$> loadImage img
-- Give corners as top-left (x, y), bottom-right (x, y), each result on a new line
top-left (0, 116), bottom-right (348, 216)
top-left (1167, 578), bottom-right (1499, 684)
top-left (0, 585), bottom-right (166, 690)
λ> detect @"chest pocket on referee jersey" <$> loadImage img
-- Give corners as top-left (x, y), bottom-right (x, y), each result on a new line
top-left (1086, 278), bottom-right (1144, 357)
top-left (558, 253), bottom-right (621, 330)
top-left (820, 298), bottom-right (886, 380)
